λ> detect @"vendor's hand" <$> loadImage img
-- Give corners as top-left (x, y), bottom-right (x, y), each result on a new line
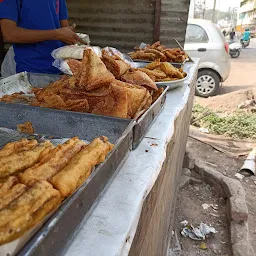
top-left (55, 24), bottom-right (87, 45)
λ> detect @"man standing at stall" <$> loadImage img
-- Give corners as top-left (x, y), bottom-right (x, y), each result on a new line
top-left (0, 0), bottom-right (84, 79)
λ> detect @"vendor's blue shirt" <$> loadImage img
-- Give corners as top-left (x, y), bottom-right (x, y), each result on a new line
top-left (0, 0), bottom-right (68, 74)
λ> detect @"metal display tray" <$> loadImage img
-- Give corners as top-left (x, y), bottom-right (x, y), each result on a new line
top-left (0, 103), bottom-right (134, 256)
top-left (132, 85), bottom-right (168, 149)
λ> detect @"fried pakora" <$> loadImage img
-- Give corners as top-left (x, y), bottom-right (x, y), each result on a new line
top-left (50, 136), bottom-right (114, 197)
top-left (17, 122), bottom-right (35, 134)
top-left (19, 138), bottom-right (85, 186)
top-left (0, 141), bottom-right (54, 180)
top-left (121, 70), bottom-right (158, 91)
top-left (0, 139), bottom-right (38, 158)
top-left (129, 41), bottom-right (187, 63)
top-left (0, 181), bottom-right (61, 245)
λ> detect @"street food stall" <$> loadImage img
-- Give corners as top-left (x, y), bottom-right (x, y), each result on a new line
top-left (0, 0), bottom-right (197, 255)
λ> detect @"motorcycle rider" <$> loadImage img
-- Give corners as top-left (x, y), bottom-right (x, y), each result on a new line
top-left (242, 29), bottom-right (251, 43)
top-left (240, 28), bottom-right (251, 48)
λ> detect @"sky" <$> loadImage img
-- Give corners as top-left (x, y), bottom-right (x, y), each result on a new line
top-left (205, 0), bottom-right (240, 11)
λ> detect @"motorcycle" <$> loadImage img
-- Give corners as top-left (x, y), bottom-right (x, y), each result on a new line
top-left (229, 41), bottom-right (241, 58)
top-left (240, 38), bottom-right (250, 48)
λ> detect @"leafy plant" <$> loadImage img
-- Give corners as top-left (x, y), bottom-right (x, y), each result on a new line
top-left (192, 104), bottom-right (256, 139)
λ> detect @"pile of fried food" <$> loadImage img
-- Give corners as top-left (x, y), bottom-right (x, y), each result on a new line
top-left (129, 41), bottom-right (187, 63)
top-left (136, 60), bottom-right (187, 82)
top-left (0, 136), bottom-right (113, 245)
top-left (0, 49), bottom-right (165, 119)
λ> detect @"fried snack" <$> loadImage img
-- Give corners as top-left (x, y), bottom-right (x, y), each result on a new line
top-left (137, 68), bottom-right (167, 79)
top-left (145, 60), bottom-right (161, 70)
top-left (152, 87), bottom-right (164, 104)
top-left (121, 70), bottom-right (158, 91)
top-left (0, 183), bottom-right (27, 210)
top-left (144, 49), bottom-right (167, 61)
top-left (129, 42), bottom-right (187, 63)
top-left (67, 59), bottom-right (82, 78)
top-left (0, 176), bottom-right (19, 194)
top-left (0, 181), bottom-right (61, 245)
top-left (91, 84), bottom-right (129, 118)
top-left (43, 94), bottom-right (66, 109)
top-left (133, 90), bottom-right (152, 119)
top-left (150, 41), bottom-right (161, 49)
top-left (156, 77), bottom-right (174, 82)
top-left (160, 62), bottom-right (184, 79)
top-left (130, 51), bottom-right (156, 61)
top-left (50, 136), bottom-right (114, 197)
top-left (17, 122), bottom-right (35, 134)
top-left (0, 139), bottom-right (38, 158)
top-left (0, 92), bottom-right (32, 104)
top-left (34, 76), bottom-right (68, 102)
top-left (65, 99), bottom-right (89, 112)
top-left (0, 141), bottom-right (54, 180)
top-left (19, 138), bottom-right (85, 186)
top-left (79, 49), bottom-right (115, 91)
top-left (113, 80), bottom-right (148, 118)
top-left (102, 52), bottom-right (130, 79)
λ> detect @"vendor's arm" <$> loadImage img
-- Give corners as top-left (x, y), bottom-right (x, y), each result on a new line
top-left (0, 19), bottom-right (81, 44)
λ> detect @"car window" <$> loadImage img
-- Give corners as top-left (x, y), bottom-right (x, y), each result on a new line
top-left (185, 24), bottom-right (209, 43)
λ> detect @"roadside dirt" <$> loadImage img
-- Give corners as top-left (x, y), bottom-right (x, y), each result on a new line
top-left (186, 137), bottom-right (256, 254)
top-left (172, 178), bottom-right (232, 256)
top-left (195, 88), bottom-right (256, 114)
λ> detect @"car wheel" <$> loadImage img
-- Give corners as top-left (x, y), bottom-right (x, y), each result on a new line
top-left (196, 70), bottom-right (220, 97)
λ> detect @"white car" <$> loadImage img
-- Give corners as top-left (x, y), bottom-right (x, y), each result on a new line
top-left (184, 19), bottom-right (231, 97)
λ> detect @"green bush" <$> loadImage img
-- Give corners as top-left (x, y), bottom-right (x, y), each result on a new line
top-left (192, 104), bottom-right (256, 139)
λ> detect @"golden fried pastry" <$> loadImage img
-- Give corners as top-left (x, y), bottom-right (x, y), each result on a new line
top-left (0, 139), bottom-right (38, 158)
top-left (67, 59), bottom-right (82, 79)
top-left (145, 60), bottom-right (161, 70)
top-left (17, 122), bottom-right (35, 134)
top-left (113, 80), bottom-right (148, 118)
top-left (130, 51), bottom-right (156, 61)
top-left (121, 70), bottom-right (158, 91)
top-left (50, 136), bottom-right (114, 197)
top-left (0, 183), bottom-right (27, 210)
top-left (0, 181), bottom-right (61, 245)
top-left (137, 68), bottom-right (167, 79)
top-left (91, 84), bottom-right (129, 118)
top-left (19, 138), bottom-right (85, 186)
top-left (144, 49), bottom-right (167, 61)
top-left (0, 141), bottom-right (54, 180)
top-left (34, 76), bottom-right (68, 102)
top-left (129, 42), bottom-right (187, 63)
top-left (65, 99), bottom-right (89, 112)
top-left (43, 94), bottom-right (66, 109)
top-left (102, 52), bottom-right (130, 79)
top-left (79, 49), bottom-right (115, 91)
top-left (133, 90), bottom-right (152, 119)
top-left (160, 62), bottom-right (184, 79)
top-left (152, 87), bottom-right (164, 103)
top-left (0, 176), bottom-right (19, 194)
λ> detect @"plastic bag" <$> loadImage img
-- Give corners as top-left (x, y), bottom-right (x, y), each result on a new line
top-left (51, 45), bottom-right (101, 60)
top-left (102, 46), bottom-right (133, 65)
top-left (52, 59), bottom-right (73, 75)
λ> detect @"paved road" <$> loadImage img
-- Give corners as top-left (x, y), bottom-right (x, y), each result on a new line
top-left (220, 38), bottom-right (256, 94)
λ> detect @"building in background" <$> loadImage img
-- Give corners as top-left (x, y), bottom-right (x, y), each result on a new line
top-left (237, 0), bottom-right (256, 35)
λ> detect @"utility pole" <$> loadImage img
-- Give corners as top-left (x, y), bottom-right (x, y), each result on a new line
top-left (212, 0), bottom-right (217, 23)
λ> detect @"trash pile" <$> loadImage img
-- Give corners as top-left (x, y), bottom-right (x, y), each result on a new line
top-left (180, 220), bottom-right (216, 241)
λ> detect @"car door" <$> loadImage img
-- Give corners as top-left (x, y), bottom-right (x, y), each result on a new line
top-left (184, 24), bottom-right (210, 62)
